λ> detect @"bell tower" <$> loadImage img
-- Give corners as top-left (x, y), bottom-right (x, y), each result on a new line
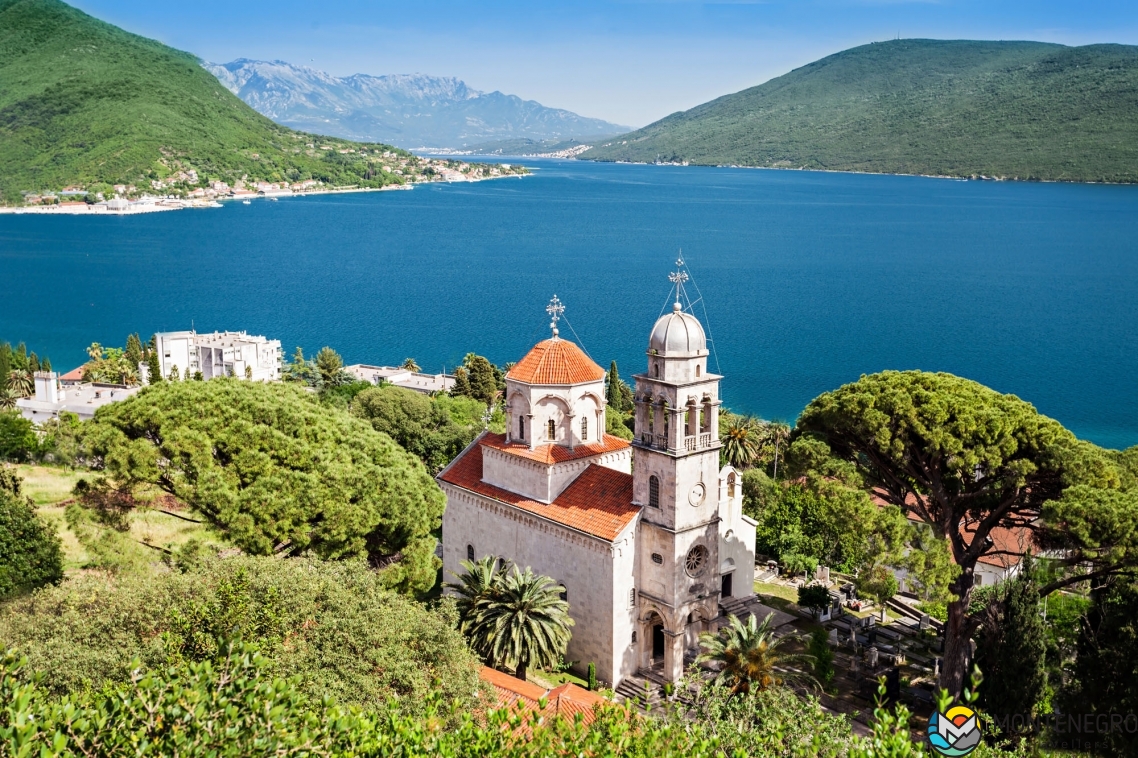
top-left (632, 258), bottom-right (724, 682)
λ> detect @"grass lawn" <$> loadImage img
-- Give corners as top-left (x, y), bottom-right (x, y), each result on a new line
top-left (12, 464), bottom-right (223, 571)
top-left (530, 669), bottom-right (590, 689)
top-left (754, 581), bottom-right (799, 607)
top-left (13, 463), bottom-right (83, 506)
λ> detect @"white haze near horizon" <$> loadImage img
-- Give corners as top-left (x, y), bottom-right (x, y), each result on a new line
top-left (68, 0), bottom-right (1138, 128)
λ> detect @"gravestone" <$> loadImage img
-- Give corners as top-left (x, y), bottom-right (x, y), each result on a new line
top-left (867, 645), bottom-right (879, 669)
top-left (815, 565), bottom-right (830, 584)
top-left (919, 613), bottom-right (931, 631)
top-left (829, 628), bottom-right (839, 645)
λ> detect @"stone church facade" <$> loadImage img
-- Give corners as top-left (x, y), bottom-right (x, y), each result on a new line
top-left (439, 288), bottom-right (756, 687)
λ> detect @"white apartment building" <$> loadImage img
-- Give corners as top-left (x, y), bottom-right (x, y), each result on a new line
top-left (153, 330), bottom-right (281, 382)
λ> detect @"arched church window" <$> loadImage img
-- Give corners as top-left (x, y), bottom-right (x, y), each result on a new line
top-left (696, 364), bottom-right (701, 377)
top-left (728, 474), bottom-right (736, 499)
top-left (632, 631), bottom-right (637, 644)
top-left (467, 544), bottom-right (475, 561)
top-left (518, 416), bottom-right (525, 440)
top-left (649, 476), bottom-right (660, 508)
top-left (547, 419), bottom-right (556, 440)
top-left (653, 363), bottom-right (659, 378)
top-left (581, 416), bottom-right (588, 441)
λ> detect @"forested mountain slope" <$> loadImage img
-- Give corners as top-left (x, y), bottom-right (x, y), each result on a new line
top-left (0, 0), bottom-right (404, 203)
top-left (582, 40), bottom-right (1138, 182)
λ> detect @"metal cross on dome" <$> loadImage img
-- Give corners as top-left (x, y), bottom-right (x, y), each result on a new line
top-left (546, 295), bottom-right (565, 338)
top-left (669, 252), bottom-right (689, 306)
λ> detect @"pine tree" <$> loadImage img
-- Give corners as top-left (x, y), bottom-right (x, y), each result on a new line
top-left (41, 356), bottom-right (51, 372)
top-left (146, 350), bottom-right (163, 384)
top-left (27, 352), bottom-right (39, 373)
top-left (606, 361), bottom-right (622, 409)
top-left (975, 565), bottom-right (1047, 734)
top-left (463, 355), bottom-right (499, 406)
top-left (1067, 578), bottom-right (1138, 756)
top-left (451, 367), bottom-right (472, 398)
top-left (125, 334), bottom-right (143, 369)
top-left (0, 344), bottom-right (11, 391)
top-left (12, 343), bottom-right (26, 371)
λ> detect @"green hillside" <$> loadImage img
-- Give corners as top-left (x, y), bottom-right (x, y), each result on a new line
top-left (582, 40), bottom-right (1138, 182)
top-left (0, 0), bottom-right (408, 204)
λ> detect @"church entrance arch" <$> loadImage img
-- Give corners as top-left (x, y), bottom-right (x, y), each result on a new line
top-left (652, 623), bottom-right (665, 660)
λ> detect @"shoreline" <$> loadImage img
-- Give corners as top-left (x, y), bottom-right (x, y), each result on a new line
top-left (569, 158), bottom-right (1137, 186)
top-left (0, 171), bottom-right (530, 216)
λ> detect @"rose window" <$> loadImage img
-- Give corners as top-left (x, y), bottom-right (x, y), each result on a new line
top-left (685, 545), bottom-right (709, 577)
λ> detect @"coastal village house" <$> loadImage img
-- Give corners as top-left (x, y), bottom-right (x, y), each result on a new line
top-left (439, 284), bottom-right (757, 687)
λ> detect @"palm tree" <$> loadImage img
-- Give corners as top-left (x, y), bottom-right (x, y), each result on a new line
top-left (85, 342), bottom-right (103, 362)
top-left (722, 416), bottom-right (761, 469)
top-left (7, 370), bottom-right (32, 398)
top-left (448, 556), bottom-right (509, 637)
top-left (695, 613), bottom-right (818, 695)
top-left (401, 357), bottom-right (421, 372)
top-left (763, 421), bottom-right (792, 479)
top-left (448, 560), bottom-right (574, 681)
top-left (0, 388), bottom-right (18, 410)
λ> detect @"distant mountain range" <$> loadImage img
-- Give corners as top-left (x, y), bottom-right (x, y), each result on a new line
top-left (583, 39), bottom-right (1138, 183)
top-left (203, 59), bottom-right (631, 149)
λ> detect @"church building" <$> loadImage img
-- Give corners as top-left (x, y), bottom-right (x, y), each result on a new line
top-left (439, 274), bottom-right (757, 687)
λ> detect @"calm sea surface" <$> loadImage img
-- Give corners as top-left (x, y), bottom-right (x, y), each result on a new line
top-left (2, 160), bottom-right (1137, 449)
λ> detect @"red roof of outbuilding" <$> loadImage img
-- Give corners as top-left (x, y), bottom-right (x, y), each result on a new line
top-left (478, 667), bottom-right (608, 730)
top-left (481, 431), bottom-right (630, 465)
top-left (59, 364), bottom-right (87, 381)
top-left (439, 439), bottom-right (639, 541)
top-left (506, 338), bottom-right (604, 385)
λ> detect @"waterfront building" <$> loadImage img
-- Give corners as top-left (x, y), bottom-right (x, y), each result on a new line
top-left (152, 330), bottom-right (281, 382)
top-left (344, 364), bottom-right (456, 394)
top-left (439, 273), bottom-right (758, 687)
top-left (16, 371), bottom-right (139, 422)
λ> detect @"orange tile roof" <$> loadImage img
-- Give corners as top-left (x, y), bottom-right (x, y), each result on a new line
top-left (479, 667), bottom-right (607, 728)
top-left (481, 431), bottom-right (630, 465)
top-left (506, 338), bottom-right (605, 385)
top-left (59, 364), bottom-right (87, 382)
top-left (439, 440), bottom-right (639, 541)
top-left (872, 490), bottom-right (1030, 569)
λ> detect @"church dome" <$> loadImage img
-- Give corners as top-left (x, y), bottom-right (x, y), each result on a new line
top-left (649, 303), bottom-right (707, 355)
top-left (507, 338), bottom-right (605, 385)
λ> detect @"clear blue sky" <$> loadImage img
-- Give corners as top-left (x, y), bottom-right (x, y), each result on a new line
top-left (71, 0), bottom-right (1138, 127)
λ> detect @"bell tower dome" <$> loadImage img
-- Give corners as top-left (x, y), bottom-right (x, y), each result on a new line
top-left (631, 256), bottom-right (726, 683)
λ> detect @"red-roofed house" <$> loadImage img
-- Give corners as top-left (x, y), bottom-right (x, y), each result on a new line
top-left (479, 667), bottom-right (609, 732)
top-left (440, 289), bottom-right (757, 690)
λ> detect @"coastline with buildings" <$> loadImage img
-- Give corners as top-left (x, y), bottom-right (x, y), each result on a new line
top-left (1, 157), bottom-right (529, 216)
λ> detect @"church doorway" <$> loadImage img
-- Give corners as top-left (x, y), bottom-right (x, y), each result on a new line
top-left (721, 572), bottom-right (733, 598)
top-left (652, 624), bottom-right (665, 661)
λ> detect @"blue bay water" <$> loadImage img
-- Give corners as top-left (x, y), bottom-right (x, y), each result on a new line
top-left (2, 159), bottom-right (1137, 449)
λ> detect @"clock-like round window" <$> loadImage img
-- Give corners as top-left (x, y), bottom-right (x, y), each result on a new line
top-left (688, 483), bottom-right (706, 506)
top-left (685, 545), bottom-right (709, 577)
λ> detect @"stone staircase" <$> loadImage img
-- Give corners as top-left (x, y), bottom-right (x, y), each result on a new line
top-left (614, 668), bottom-right (667, 711)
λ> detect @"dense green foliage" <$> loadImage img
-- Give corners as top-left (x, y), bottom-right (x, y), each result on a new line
top-left (451, 353), bottom-right (505, 407)
top-left (76, 379), bottom-right (445, 593)
top-left (795, 369), bottom-right (1137, 696)
top-left (0, 413), bottom-right (35, 461)
top-left (0, 556), bottom-right (481, 712)
top-left (0, 0), bottom-right (411, 203)
top-left (448, 557), bottom-right (574, 682)
top-left (1065, 578), bottom-right (1138, 757)
top-left (352, 385), bottom-right (483, 473)
top-left (583, 39), bottom-right (1138, 183)
top-left (975, 568), bottom-right (1048, 733)
top-left (0, 469), bottom-right (62, 599)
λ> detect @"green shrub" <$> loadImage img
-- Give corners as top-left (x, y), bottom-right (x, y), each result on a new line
top-left (808, 628), bottom-right (835, 686)
top-left (0, 470), bottom-right (63, 599)
top-left (0, 413), bottom-right (36, 462)
top-left (0, 555), bottom-right (480, 715)
top-left (588, 661), bottom-right (597, 691)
